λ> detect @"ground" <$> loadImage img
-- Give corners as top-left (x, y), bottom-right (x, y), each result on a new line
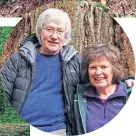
top-left (0, 0), bottom-right (135, 17)
top-left (0, 0), bottom-right (53, 17)
top-left (0, 123), bottom-right (29, 136)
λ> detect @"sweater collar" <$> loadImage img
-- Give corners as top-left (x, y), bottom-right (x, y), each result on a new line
top-left (84, 82), bottom-right (126, 99)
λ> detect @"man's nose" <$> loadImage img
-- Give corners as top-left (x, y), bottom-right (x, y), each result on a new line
top-left (51, 31), bottom-right (58, 39)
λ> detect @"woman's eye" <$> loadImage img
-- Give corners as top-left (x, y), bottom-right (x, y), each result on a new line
top-left (89, 67), bottom-right (96, 69)
top-left (101, 66), bottom-right (107, 68)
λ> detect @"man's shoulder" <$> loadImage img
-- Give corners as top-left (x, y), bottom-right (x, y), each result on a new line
top-left (7, 51), bottom-right (20, 59)
top-left (61, 44), bottom-right (80, 62)
top-left (5, 52), bottom-right (24, 65)
top-left (20, 33), bottom-right (39, 47)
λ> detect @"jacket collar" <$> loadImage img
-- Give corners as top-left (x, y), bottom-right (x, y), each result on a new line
top-left (60, 44), bottom-right (78, 62)
top-left (19, 33), bottom-right (78, 64)
top-left (76, 84), bottom-right (90, 133)
top-left (84, 82), bottom-right (127, 99)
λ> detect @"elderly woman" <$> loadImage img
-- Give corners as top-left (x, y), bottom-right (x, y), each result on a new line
top-left (74, 43), bottom-right (133, 135)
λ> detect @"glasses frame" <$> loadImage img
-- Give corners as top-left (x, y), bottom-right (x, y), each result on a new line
top-left (42, 27), bottom-right (66, 37)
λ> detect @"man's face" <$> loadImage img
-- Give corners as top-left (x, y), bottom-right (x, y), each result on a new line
top-left (39, 22), bottom-right (66, 55)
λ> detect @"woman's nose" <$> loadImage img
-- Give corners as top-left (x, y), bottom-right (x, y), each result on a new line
top-left (95, 68), bottom-right (102, 75)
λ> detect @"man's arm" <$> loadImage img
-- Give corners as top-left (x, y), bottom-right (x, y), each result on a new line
top-left (0, 52), bottom-right (20, 101)
top-left (122, 76), bottom-right (135, 88)
top-left (125, 79), bottom-right (135, 88)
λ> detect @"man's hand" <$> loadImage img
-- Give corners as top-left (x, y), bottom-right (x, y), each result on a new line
top-left (125, 79), bottom-right (134, 88)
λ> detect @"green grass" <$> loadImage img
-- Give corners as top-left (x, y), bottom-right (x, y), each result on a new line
top-left (0, 27), bottom-right (26, 123)
top-left (0, 80), bottom-right (26, 124)
top-left (0, 27), bottom-right (29, 135)
top-left (0, 103), bottom-right (26, 124)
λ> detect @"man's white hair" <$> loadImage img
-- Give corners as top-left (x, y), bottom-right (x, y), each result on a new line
top-left (36, 8), bottom-right (72, 45)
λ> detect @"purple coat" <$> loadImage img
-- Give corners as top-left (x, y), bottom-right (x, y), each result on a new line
top-left (74, 81), bottom-right (132, 135)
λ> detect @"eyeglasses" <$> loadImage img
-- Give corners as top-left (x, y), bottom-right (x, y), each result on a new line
top-left (42, 27), bottom-right (66, 36)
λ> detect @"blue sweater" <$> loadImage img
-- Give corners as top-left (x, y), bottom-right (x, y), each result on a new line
top-left (20, 51), bottom-right (66, 132)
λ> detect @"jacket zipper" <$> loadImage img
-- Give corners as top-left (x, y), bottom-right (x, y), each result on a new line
top-left (61, 59), bottom-right (70, 106)
top-left (103, 102), bottom-right (107, 119)
top-left (62, 59), bottom-right (74, 134)
top-left (99, 98), bottom-right (107, 119)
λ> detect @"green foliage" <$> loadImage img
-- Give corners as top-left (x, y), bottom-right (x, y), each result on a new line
top-left (132, 2), bottom-right (136, 7)
top-left (0, 103), bottom-right (26, 123)
top-left (0, 27), bottom-right (29, 135)
top-left (0, 79), bottom-right (29, 134)
top-left (0, 27), bottom-right (13, 114)
top-left (0, 80), bottom-right (26, 123)
top-left (0, 78), bottom-right (5, 113)
top-left (89, 1), bottom-right (136, 18)
top-left (0, 0), bottom-right (10, 4)
top-left (0, 27), bottom-right (13, 56)
top-left (91, 2), bottom-right (109, 13)
top-left (23, 125), bottom-right (30, 135)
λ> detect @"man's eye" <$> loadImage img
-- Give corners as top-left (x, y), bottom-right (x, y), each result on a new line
top-left (45, 28), bottom-right (54, 32)
top-left (46, 28), bottom-right (52, 31)
top-left (59, 30), bottom-right (64, 32)
top-left (58, 30), bottom-right (64, 33)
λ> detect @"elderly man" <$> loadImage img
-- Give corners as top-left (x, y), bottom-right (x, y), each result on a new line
top-left (0, 8), bottom-right (134, 136)
top-left (1, 8), bottom-right (79, 136)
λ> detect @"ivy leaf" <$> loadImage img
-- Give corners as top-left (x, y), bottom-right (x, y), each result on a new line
top-left (91, 2), bottom-right (109, 13)
top-left (132, 2), bottom-right (136, 7)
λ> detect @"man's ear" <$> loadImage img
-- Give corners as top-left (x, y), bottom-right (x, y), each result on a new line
top-left (38, 32), bottom-right (41, 40)
top-left (65, 34), bottom-right (67, 39)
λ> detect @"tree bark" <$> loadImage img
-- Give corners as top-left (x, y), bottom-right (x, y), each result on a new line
top-left (2, 2), bottom-right (135, 76)
top-left (75, 5), bottom-right (135, 76)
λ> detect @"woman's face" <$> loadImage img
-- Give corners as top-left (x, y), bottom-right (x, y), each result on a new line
top-left (39, 22), bottom-right (66, 55)
top-left (88, 57), bottom-right (113, 89)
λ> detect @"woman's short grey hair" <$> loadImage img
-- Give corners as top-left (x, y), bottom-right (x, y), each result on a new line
top-left (36, 8), bottom-right (72, 45)
top-left (81, 43), bottom-right (126, 84)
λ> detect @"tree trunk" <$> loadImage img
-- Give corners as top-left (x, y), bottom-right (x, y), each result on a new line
top-left (2, 2), bottom-right (135, 76)
top-left (74, 5), bottom-right (135, 76)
